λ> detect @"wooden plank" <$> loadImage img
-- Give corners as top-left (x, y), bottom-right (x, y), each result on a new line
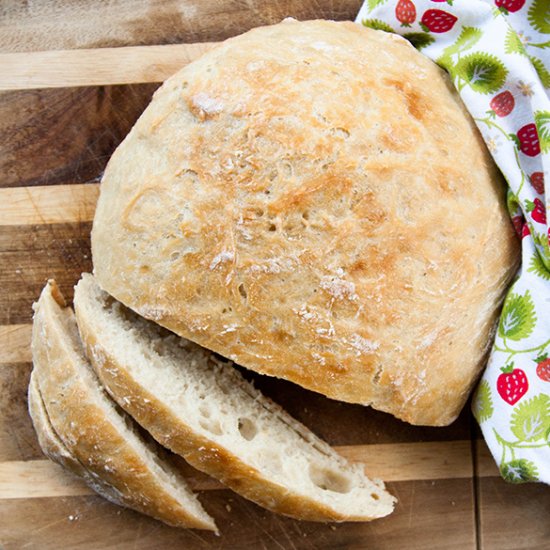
top-left (0, 362), bottom-right (38, 463)
top-left (475, 438), bottom-right (501, 478)
top-left (0, 184), bottom-right (99, 226)
top-left (0, 325), bottom-right (32, 364)
top-left (0, 440), bottom-right (474, 500)
top-left (0, 0), bottom-right (362, 53)
top-left (475, 440), bottom-right (550, 550)
top-left (0, 43), bottom-right (217, 91)
top-left (0, 479), bottom-right (476, 549)
top-left (0, 222), bottom-right (93, 325)
top-left (0, 84), bottom-right (158, 188)
top-left (0, 460), bottom-right (221, 499)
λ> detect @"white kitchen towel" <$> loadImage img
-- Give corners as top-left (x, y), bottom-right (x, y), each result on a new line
top-left (355, 0), bottom-right (550, 484)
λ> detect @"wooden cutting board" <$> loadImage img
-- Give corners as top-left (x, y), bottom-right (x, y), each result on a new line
top-left (1, 2), bottom-right (548, 548)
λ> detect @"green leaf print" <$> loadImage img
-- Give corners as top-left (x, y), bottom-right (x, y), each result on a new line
top-left (500, 459), bottom-right (539, 483)
top-left (528, 0), bottom-right (550, 34)
top-left (498, 290), bottom-right (536, 341)
top-left (367, 0), bottom-right (389, 11)
top-left (403, 32), bottom-right (435, 50)
top-left (447, 27), bottom-right (483, 55)
top-left (473, 380), bottom-right (494, 423)
top-left (511, 395), bottom-right (550, 442)
top-left (436, 53), bottom-right (454, 72)
top-left (504, 28), bottom-right (527, 56)
top-left (530, 56), bottom-right (550, 89)
top-left (532, 232), bottom-right (550, 270)
top-left (455, 53), bottom-right (508, 94)
top-left (534, 111), bottom-right (550, 154)
top-left (527, 252), bottom-right (550, 281)
top-left (361, 19), bottom-right (394, 33)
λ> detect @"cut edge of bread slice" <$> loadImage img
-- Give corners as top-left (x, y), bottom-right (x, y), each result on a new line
top-left (31, 280), bottom-right (216, 531)
top-left (74, 273), bottom-right (396, 522)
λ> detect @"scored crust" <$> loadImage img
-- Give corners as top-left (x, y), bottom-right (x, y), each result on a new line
top-left (92, 19), bottom-right (519, 425)
top-left (30, 280), bottom-right (216, 530)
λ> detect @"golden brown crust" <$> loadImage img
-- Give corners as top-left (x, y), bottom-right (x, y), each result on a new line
top-left (28, 370), bottom-right (130, 506)
top-left (28, 371), bottom-right (90, 477)
top-left (74, 289), bottom-right (393, 522)
top-left (30, 281), bottom-right (216, 530)
top-left (92, 19), bottom-right (520, 426)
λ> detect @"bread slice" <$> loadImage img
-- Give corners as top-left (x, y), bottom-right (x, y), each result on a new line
top-left (28, 370), bottom-right (133, 505)
top-left (74, 273), bottom-right (395, 521)
top-left (31, 280), bottom-right (216, 531)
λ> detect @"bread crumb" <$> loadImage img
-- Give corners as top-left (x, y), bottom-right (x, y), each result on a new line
top-left (348, 334), bottom-right (380, 355)
top-left (219, 324), bottom-right (238, 335)
top-left (191, 93), bottom-right (224, 116)
top-left (320, 276), bottom-right (357, 301)
top-left (210, 251), bottom-right (234, 270)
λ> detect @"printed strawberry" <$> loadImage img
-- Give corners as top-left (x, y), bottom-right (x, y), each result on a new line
top-left (396, 0), bottom-right (416, 26)
top-left (535, 355), bottom-right (550, 382)
top-left (420, 9), bottom-right (457, 33)
top-left (522, 222), bottom-right (531, 238)
top-left (497, 365), bottom-right (528, 405)
top-left (530, 172), bottom-right (545, 194)
top-left (526, 198), bottom-right (546, 224)
top-left (511, 215), bottom-right (524, 236)
top-left (431, 0), bottom-right (453, 3)
top-left (514, 123), bottom-right (541, 157)
top-left (488, 91), bottom-right (515, 118)
top-left (495, 0), bottom-right (526, 14)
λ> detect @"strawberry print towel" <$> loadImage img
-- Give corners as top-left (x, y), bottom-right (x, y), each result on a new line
top-left (355, 0), bottom-right (550, 484)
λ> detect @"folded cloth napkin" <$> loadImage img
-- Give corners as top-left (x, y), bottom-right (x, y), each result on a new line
top-left (355, 0), bottom-right (550, 484)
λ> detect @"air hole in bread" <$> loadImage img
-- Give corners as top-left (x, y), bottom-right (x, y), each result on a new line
top-left (170, 252), bottom-right (180, 261)
top-left (301, 211), bottom-right (309, 220)
top-left (237, 417), bottom-right (257, 441)
top-left (268, 224), bottom-right (276, 232)
top-left (371, 493), bottom-right (380, 500)
top-left (309, 464), bottom-right (352, 494)
top-left (152, 341), bottom-right (166, 357)
top-left (238, 284), bottom-right (247, 300)
top-left (199, 417), bottom-right (223, 435)
top-left (255, 208), bottom-right (265, 217)
top-left (199, 405), bottom-right (211, 418)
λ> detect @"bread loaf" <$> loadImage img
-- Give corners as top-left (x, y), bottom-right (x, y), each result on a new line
top-left (31, 280), bottom-right (216, 530)
top-left (74, 273), bottom-right (395, 522)
top-left (91, 19), bottom-right (519, 425)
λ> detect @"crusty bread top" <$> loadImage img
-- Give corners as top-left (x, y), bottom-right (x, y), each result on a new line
top-left (31, 280), bottom-right (216, 530)
top-left (92, 19), bottom-right (519, 426)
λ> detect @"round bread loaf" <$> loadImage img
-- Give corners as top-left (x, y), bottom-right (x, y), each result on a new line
top-left (92, 19), bottom-right (519, 426)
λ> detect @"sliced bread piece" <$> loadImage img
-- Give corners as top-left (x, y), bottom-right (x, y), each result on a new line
top-left (28, 370), bottom-right (131, 505)
top-left (74, 273), bottom-right (395, 521)
top-left (31, 280), bottom-right (216, 531)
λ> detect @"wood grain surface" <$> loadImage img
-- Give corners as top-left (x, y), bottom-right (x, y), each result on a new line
top-left (0, 43), bottom-right (217, 90)
top-left (1, 2), bottom-right (548, 549)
